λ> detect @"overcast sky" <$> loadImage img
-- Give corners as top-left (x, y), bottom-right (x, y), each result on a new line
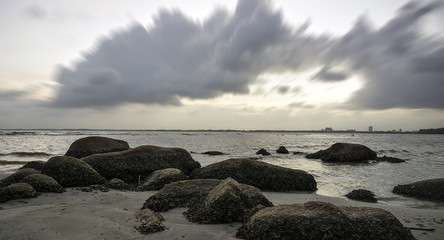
top-left (0, 0), bottom-right (443, 131)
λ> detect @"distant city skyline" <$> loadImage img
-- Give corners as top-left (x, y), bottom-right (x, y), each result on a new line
top-left (0, 0), bottom-right (443, 130)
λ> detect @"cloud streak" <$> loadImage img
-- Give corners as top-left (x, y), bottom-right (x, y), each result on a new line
top-left (49, 0), bottom-right (444, 110)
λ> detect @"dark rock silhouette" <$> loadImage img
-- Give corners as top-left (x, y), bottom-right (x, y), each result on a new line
top-left (376, 156), bottom-right (405, 163)
top-left (237, 201), bottom-right (416, 240)
top-left (256, 148), bottom-right (270, 156)
top-left (201, 151), bottom-right (224, 155)
top-left (83, 145), bottom-right (200, 182)
top-left (345, 189), bottom-right (377, 203)
top-left (276, 146), bottom-right (289, 154)
top-left (42, 156), bottom-right (106, 187)
top-left (191, 158), bottom-right (317, 192)
top-left (65, 136), bottom-right (130, 158)
top-left (306, 143), bottom-right (377, 162)
top-left (393, 178), bottom-right (444, 202)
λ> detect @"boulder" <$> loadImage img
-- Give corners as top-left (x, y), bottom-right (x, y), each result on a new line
top-left (65, 136), bottom-right (130, 158)
top-left (256, 149), bottom-right (270, 156)
top-left (376, 156), bottom-right (405, 163)
top-left (185, 178), bottom-right (265, 224)
top-left (191, 158), bottom-right (317, 192)
top-left (236, 201), bottom-right (415, 240)
top-left (306, 143), bottom-right (377, 162)
top-left (142, 179), bottom-right (272, 212)
top-left (201, 151), bottom-right (224, 155)
top-left (83, 145), bottom-right (200, 182)
top-left (42, 156), bottom-right (106, 187)
top-left (19, 161), bottom-right (46, 171)
top-left (393, 178), bottom-right (444, 202)
top-left (276, 146), bottom-right (289, 154)
top-left (22, 173), bottom-right (64, 193)
top-left (345, 189), bottom-right (377, 203)
top-left (0, 182), bottom-right (37, 203)
top-left (107, 178), bottom-right (130, 190)
top-left (135, 208), bottom-right (165, 234)
top-left (0, 168), bottom-right (40, 188)
top-left (137, 168), bottom-right (186, 191)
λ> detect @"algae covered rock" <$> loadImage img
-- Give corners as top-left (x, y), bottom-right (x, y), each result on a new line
top-left (42, 156), bottom-right (106, 187)
top-left (393, 178), bottom-right (444, 202)
top-left (137, 168), bottom-right (186, 191)
top-left (83, 145), bottom-right (200, 182)
top-left (345, 189), bottom-right (377, 203)
top-left (65, 136), bottom-right (130, 158)
top-left (19, 161), bottom-right (46, 171)
top-left (0, 168), bottom-right (40, 188)
top-left (191, 158), bottom-right (317, 192)
top-left (135, 208), bottom-right (165, 234)
top-left (22, 173), bottom-right (63, 193)
top-left (0, 182), bottom-right (38, 203)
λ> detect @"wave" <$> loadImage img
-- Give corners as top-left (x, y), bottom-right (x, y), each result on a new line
top-left (0, 160), bottom-right (28, 165)
top-left (0, 152), bottom-right (52, 157)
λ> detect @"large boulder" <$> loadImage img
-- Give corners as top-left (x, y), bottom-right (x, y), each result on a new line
top-left (22, 173), bottom-right (64, 193)
top-left (65, 136), bottom-right (130, 158)
top-left (19, 161), bottom-right (46, 171)
top-left (237, 201), bottom-right (416, 240)
top-left (393, 178), bottom-right (444, 202)
top-left (345, 189), bottom-right (377, 203)
top-left (306, 143), bottom-right (377, 162)
top-left (0, 168), bottom-right (40, 188)
top-left (142, 179), bottom-right (272, 212)
top-left (42, 156), bottom-right (106, 187)
top-left (191, 158), bottom-right (317, 192)
top-left (0, 182), bottom-right (38, 203)
top-left (83, 145), bottom-right (200, 182)
top-left (185, 178), bottom-right (266, 224)
top-left (137, 168), bottom-right (186, 191)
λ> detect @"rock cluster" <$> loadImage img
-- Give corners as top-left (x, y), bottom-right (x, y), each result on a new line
top-left (191, 158), bottom-right (317, 192)
top-left (237, 201), bottom-right (416, 240)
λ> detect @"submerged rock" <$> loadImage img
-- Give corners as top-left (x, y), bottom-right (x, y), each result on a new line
top-left (0, 182), bottom-right (38, 203)
top-left (22, 173), bottom-right (63, 193)
top-left (137, 168), bottom-right (186, 191)
top-left (83, 145), bottom-right (200, 182)
top-left (393, 178), bottom-right (444, 202)
top-left (237, 201), bottom-right (416, 240)
top-left (19, 161), bottom-right (46, 171)
top-left (65, 136), bottom-right (130, 158)
top-left (185, 178), bottom-right (267, 224)
top-left (201, 151), bottom-right (224, 155)
top-left (0, 168), bottom-right (40, 188)
top-left (42, 156), bottom-right (106, 187)
top-left (345, 189), bottom-right (377, 203)
top-left (306, 143), bottom-right (377, 162)
top-left (376, 156), bottom-right (405, 163)
top-left (191, 158), bottom-right (317, 192)
top-left (142, 179), bottom-right (272, 212)
top-left (276, 146), bottom-right (289, 154)
top-left (135, 208), bottom-right (165, 234)
top-left (256, 148), bottom-right (270, 156)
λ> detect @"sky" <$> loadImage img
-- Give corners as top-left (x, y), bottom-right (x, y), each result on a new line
top-left (0, 0), bottom-right (443, 131)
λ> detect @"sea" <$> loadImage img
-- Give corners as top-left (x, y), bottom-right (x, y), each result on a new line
top-left (1, 129), bottom-right (443, 208)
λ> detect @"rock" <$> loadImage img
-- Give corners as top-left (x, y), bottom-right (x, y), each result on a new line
top-left (142, 179), bottom-right (272, 212)
top-left (83, 145), bottom-right (200, 182)
top-left (293, 151), bottom-right (304, 155)
top-left (276, 146), bottom-right (289, 154)
top-left (137, 168), bottom-right (186, 191)
top-left (376, 155), bottom-right (405, 163)
top-left (42, 156), bottom-right (106, 187)
top-left (345, 189), bottom-right (377, 203)
top-left (256, 148), bottom-right (270, 156)
top-left (201, 151), bottom-right (224, 155)
top-left (22, 173), bottom-right (63, 193)
top-left (236, 201), bottom-right (416, 240)
top-left (0, 168), bottom-right (40, 188)
top-left (135, 208), bottom-right (165, 234)
top-left (19, 161), bottom-right (46, 171)
top-left (65, 136), bottom-right (130, 158)
top-left (306, 143), bottom-right (377, 162)
top-left (393, 178), bottom-right (444, 202)
top-left (185, 178), bottom-right (265, 224)
top-left (191, 158), bottom-right (317, 192)
top-left (0, 182), bottom-right (38, 203)
top-left (107, 178), bottom-right (130, 190)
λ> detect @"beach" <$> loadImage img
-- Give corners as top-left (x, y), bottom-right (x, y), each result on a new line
top-left (1, 188), bottom-right (443, 240)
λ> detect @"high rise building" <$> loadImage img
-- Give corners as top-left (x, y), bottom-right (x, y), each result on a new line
top-left (369, 126), bottom-right (373, 132)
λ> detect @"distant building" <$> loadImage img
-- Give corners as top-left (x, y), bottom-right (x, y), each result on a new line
top-left (399, 129), bottom-right (402, 132)
top-left (325, 127), bottom-right (333, 132)
top-left (368, 126), bottom-right (373, 132)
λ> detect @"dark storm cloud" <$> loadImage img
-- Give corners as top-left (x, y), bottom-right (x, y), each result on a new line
top-left (49, 0), bottom-right (444, 110)
top-left (0, 90), bottom-right (27, 101)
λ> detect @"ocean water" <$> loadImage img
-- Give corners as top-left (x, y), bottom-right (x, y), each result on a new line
top-left (1, 130), bottom-right (443, 207)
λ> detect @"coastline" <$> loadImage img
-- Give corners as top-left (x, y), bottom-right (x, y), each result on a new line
top-left (1, 189), bottom-right (442, 240)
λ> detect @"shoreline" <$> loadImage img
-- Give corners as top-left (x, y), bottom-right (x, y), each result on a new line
top-left (1, 189), bottom-right (443, 240)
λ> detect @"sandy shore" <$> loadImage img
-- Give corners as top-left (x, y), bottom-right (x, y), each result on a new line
top-left (0, 189), bottom-right (443, 240)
